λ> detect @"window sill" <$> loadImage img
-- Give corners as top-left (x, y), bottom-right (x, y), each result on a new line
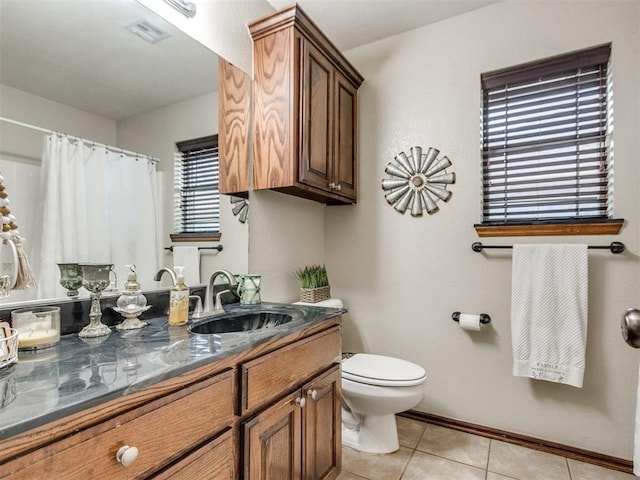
top-left (474, 220), bottom-right (624, 237)
top-left (170, 233), bottom-right (221, 242)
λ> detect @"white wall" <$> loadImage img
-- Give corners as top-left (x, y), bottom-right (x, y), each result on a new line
top-left (0, 84), bottom-right (117, 162)
top-left (327, 0), bottom-right (640, 459)
top-left (117, 91), bottom-right (249, 283)
top-left (249, 190), bottom-right (325, 302)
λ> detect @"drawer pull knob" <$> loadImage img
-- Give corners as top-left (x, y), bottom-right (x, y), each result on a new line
top-left (294, 396), bottom-right (306, 408)
top-left (307, 389), bottom-right (318, 401)
top-left (116, 445), bottom-right (139, 467)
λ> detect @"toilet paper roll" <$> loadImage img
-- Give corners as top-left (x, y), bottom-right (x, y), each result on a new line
top-left (458, 313), bottom-right (482, 331)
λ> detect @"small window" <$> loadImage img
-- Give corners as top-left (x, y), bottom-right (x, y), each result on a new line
top-left (479, 44), bottom-right (619, 232)
top-left (171, 135), bottom-right (220, 241)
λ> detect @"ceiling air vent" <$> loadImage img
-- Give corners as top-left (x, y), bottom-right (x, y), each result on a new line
top-left (125, 20), bottom-right (171, 44)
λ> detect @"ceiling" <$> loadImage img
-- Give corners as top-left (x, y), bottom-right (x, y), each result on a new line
top-left (0, 0), bottom-right (217, 121)
top-left (0, 0), bottom-right (499, 122)
top-left (266, 0), bottom-right (501, 51)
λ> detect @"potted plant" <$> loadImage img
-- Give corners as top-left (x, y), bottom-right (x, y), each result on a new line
top-left (295, 264), bottom-right (330, 303)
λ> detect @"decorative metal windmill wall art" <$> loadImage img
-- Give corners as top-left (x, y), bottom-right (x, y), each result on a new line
top-left (230, 196), bottom-right (249, 224)
top-left (382, 146), bottom-right (456, 216)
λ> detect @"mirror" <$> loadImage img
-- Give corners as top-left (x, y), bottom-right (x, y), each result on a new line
top-left (0, 0), bottom-right (249, 304)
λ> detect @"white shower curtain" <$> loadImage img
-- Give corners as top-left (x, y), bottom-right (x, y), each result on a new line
top-left (38, 134), bottom-right (160, 299)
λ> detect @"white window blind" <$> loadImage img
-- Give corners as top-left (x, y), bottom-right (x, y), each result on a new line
top-left (480, 44), bottom-right (613, 225)
top-left (173, 135), bottom-right (220, 235)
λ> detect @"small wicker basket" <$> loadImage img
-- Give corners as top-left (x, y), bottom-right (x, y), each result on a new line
top-left (300, 285), bottom-right (330, 303)
top-left (0, 328), bottom-right (18, 369)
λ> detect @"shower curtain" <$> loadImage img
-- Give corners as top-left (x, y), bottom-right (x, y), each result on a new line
top-left (38, 134), bottom-right (161, 299)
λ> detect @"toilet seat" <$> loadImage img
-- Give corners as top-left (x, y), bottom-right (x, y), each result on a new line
top-left (342, 353), bottom-right (427, 387)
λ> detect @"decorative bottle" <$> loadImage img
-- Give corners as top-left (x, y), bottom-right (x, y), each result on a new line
top-left (168, 266), bottom-right (189, 326)
top-left (115, 265), bottom-right (150, 330)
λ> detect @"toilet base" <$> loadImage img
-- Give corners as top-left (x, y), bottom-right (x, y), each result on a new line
top-left (342, 413), bottom-right (400, 454)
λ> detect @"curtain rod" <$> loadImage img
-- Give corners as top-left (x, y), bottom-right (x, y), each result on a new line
top-left (0, 116), bottom-right (159, 164)
top-left (472, 241), bottom-right (625, 254)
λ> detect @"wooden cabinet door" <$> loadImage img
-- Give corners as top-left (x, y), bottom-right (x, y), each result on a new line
top-left (333, 71), bottom-right (358, 201)
top-left (218, 58), bottom-right (251, 195)
top-left (302, 365), bottom-right (342, 480)
top-left (252, 27), bottom-right (296, 191)
top-left (244, 390), bottom-right (303, 480)
top-left (299, 38), bottom-right (334, 194)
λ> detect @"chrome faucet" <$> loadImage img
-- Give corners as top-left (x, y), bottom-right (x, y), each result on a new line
top-left (154, 267), bottom-right (177, 286)
top-left (189, 295), bottom-right (204, 319)
top-left (203, 269), bottom-right (238, 315)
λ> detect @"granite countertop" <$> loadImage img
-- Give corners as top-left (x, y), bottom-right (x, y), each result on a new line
top-left (0, 302), bottom-right (345, 441)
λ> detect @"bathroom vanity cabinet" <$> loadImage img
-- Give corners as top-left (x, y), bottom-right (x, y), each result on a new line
top-left (0, 314), bottom-right (342, 480)
top-left (249, 5), bottom-right (363, 205)
top-left (242, 327), bottom-right (342, 479)
top-left (0, 363), bottom-right (236, 479)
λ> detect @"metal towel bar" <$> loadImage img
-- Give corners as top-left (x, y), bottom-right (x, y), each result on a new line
top-left (164, 245), bottom-right (223, 252)
top-left (471, 242), bottom-right (625, 254)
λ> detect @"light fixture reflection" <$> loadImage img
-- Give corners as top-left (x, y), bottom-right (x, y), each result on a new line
top-left (163, 0), bottom-right (196, 17)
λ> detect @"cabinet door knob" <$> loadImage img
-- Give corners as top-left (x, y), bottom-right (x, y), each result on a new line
top-left (328, 182), bottom-right (336, 190)
top-left (294, 396), bottom-right (306, 408)
top-left (116, 445), bottom-right (139, 467)
top-left (335, 183), bottom-right (342, 191)
top-left (306, 389), bottom-right (318, 401)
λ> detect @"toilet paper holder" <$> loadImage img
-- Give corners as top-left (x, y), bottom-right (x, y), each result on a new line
top-left (451, 312), bottom-right (491, 325)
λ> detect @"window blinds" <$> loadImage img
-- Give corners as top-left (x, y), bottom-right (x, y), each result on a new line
top-left (173, 135), bottom-right (220, 234)
top-left (480, 44), bottom-right (612, 224)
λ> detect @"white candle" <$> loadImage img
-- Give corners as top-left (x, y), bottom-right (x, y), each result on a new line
top-left (18, 328), bottom-right (59, 349)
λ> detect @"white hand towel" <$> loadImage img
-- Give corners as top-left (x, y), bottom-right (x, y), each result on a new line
top-left (172, 246), bottom-right (200, 286)
top-left (511, 244), bottom-right (588, 388)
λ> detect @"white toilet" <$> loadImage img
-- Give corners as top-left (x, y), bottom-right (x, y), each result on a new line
top-left (341, 353), bottom-right (427, 454)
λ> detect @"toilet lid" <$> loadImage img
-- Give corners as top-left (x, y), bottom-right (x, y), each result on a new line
top-left (342, 353), bottom-right (426, 387)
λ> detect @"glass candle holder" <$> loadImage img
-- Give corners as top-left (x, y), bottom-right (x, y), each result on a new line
top-left (11, 306), bottom-right (61, 350)
top-left (79, 263), bottom-right (113, 338)
top-left (238, 274), bottom-right (261, 305)
top-left (58, 263), bottom-right (83, 297)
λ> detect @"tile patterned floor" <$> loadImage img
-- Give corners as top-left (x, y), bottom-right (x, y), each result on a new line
top-left (338, 416), bottom-right (636, 480)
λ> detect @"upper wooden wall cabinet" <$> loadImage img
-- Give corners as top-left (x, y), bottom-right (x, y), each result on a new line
top-left (248, 5), bottom-right (364, 205)
top-left (218, 58), bottom-right (251, 197)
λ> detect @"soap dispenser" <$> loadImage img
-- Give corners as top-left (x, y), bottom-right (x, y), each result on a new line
top-left (114, 265), bottom-right (151, 330)
top-left (169, 266), bottom-right (189, 326)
